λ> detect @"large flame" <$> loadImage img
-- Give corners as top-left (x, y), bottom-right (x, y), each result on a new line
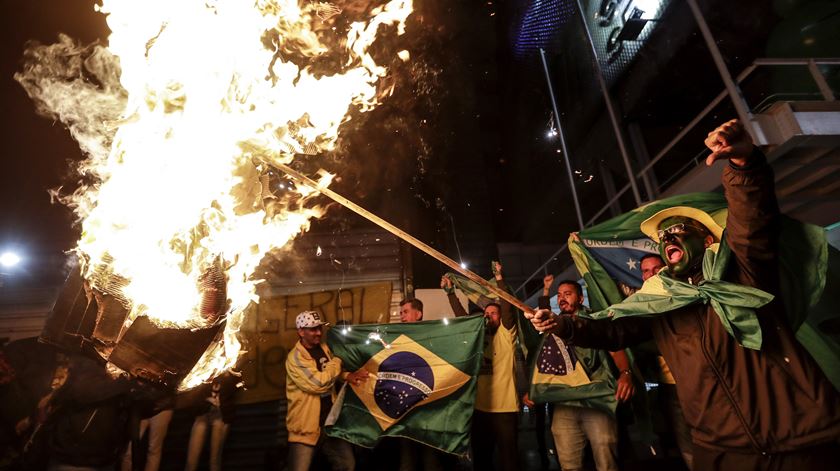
top-left (16, 0), bottom-right (413, 388)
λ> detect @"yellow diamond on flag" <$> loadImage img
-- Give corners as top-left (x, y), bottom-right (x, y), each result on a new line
top-left (350, 334), bottom-right (471, 430)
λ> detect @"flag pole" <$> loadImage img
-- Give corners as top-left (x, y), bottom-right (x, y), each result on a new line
top-left (272, 162), bottom-right (533, 314)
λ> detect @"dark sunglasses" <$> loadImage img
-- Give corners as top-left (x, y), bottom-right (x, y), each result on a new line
top-left (657, 223), bottom-right (687, 241)
top-left (658, 222), bottom-right (709, 241)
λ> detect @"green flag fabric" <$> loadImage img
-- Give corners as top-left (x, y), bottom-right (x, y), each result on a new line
top-left (568, 191), bottom-right (840, 391)
top-left (445, 272), bottom-right (499, 309)
top-left (528, 317), bottom-right (618, 416)
top-left (324, 316), bottom-right (485, 455)
top-left (589, 239), bottom-right (774, 350)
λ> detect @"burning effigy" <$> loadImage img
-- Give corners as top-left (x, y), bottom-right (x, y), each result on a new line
top-left (16, 0), bottom-right (414, 390)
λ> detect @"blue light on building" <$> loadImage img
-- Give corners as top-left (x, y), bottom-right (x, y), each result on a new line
top-left (514, 0), bottom-right (576, 57)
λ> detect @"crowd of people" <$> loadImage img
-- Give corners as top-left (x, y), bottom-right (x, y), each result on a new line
top-left (285, 120), bottom-right (840, 471)
top-left (2, 120), bottom-right (839, 471)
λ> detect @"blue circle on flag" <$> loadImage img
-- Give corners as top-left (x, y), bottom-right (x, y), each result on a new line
top-left (374, 351), bottom-right (434, 419)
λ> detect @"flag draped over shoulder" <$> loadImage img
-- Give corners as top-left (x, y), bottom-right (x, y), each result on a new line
top-left (570, 192), bottom-right (729, 310)
top-left (325, 316), bottom-right (484, 455)
top-left (569, 192), bottom-right (840, 391)
top-left (590, 240), bottom-right (775, 350)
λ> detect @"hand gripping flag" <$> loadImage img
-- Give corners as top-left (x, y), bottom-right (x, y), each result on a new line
top-left (444, 271), bottom-right (500, 309)
top-left (325, 315), bottom-right (484, 455)
top-left (443, 272), bottom-right (616, 416)
top-left (528, 320), bottom-right (618, 416)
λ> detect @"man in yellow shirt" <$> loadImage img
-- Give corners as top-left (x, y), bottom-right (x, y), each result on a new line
top-left (285, 310), bottom-right (368, 471)
top-left (442, 261), bottom-right (518, 470)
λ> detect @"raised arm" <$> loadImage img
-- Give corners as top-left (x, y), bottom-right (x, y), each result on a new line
top-left (493, 262), bottom-right (516, 330)
top-left (441, 275), bottom-right (468, 317)
top-left (538, 274), bottom-right (554, 310)
top-left (705, 119), bottom-right (780, 292)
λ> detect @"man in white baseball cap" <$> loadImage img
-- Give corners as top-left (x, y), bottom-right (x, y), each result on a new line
top-left (285, 310), bottom-right (368, 471)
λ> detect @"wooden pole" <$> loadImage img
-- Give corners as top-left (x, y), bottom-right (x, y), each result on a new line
top-left (272, 162), bottom-right (534, 314)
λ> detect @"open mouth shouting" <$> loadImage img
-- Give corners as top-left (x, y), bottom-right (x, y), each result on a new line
top-left (665, 244), bottom-right (684, 264)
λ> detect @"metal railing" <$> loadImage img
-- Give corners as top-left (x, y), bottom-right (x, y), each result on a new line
top-left (514, 57), bottom-right (840, 298)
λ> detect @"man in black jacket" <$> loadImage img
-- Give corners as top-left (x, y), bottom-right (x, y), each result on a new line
top-left (527, 120), bottom-right (840, 470)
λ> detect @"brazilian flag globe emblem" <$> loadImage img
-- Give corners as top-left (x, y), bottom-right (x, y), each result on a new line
top-left (357, 334), bottom-right (471, 430)
top-left (325, 316), bottom-right (484, 454)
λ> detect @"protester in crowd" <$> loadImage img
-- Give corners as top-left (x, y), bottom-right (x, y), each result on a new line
top-left (528, 119), bottom-right (840, 470)
top-left (442, 261), bottom-right (518, 471)
top-left (46, 354), bottom-right (139, 471)
top-left (542, 276), bottom-right (636, 406)
top-left (183, 373), bottom-right (238, 471)
top-left (398, 298), bottom-right (423, 323)
top-left (121, 402), bottom-right (174, 471)
top-left (639, 254), bottom-right (664, 282)
top-left (0, 337), bottom-right (67, 467)
top-left (388, 298), bottom-right (453, 471)
top-left (534, 277), bottom-right (633, 471)
top-left (286, 310), bottom-right (368, 471)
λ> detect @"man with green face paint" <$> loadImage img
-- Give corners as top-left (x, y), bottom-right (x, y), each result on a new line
top-left (526, 120), bottom-right (840, 470)
top-left (656, 218), bottom-right (713, 277)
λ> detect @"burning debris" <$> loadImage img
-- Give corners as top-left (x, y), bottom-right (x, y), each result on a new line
top-left (19, 0), bottom-right (414, 390)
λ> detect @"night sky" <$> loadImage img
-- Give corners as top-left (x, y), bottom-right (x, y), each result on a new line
top-left (2, 1), bottom-right (111, 282)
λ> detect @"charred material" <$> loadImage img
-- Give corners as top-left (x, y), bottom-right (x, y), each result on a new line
top-left (41, 259), bottom-right (230, 390)
top-left (108, 316), bottom-right (222, 388)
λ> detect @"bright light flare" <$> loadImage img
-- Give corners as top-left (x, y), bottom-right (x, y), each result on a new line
top-left (0, 252), bottom-right (21, 268)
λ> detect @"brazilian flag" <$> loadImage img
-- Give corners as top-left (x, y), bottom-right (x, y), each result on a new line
top-left (528, 330), bottom-right (618, 416)
top-left (570, 192), bottom-right (728, 310)
top-left (324, 315), bottom-right (485, 455)
top-left (570, 192), bottom-right (840, 391)
top-left (445, 272), bottom-right (501, 309)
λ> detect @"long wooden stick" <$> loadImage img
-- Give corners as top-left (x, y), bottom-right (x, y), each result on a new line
top-left (272, 163), bottom-right (534, 314)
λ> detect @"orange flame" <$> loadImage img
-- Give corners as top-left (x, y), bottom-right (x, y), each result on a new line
top-left (19, 0), bottom-right (413, 389)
